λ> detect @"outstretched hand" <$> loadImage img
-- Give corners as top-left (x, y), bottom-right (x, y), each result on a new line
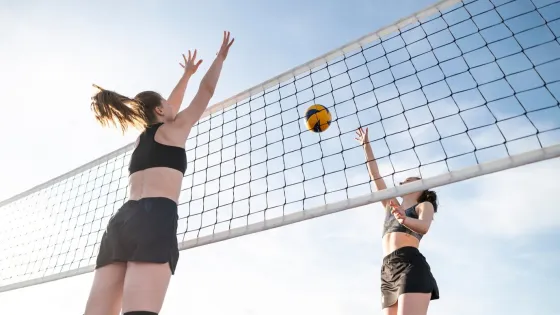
top-left (180, 49), bottom-right (203, 75)
top-left (217, 31), bottom-right (235, 60)
top-left (355, 127), bottom-right (369, 146)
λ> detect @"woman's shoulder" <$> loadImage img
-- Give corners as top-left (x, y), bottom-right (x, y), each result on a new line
top-left (153, 121), bottom-right (188, 147)
top-left (415, 201), bottom-right (435, 213)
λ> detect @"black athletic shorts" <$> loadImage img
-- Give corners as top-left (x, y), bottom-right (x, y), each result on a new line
top-left (95, 197), bottom-right (179, 274)
top-left (380, 246), bottom-right (439, 308)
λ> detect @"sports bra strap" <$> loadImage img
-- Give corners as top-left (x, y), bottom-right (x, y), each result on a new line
top-left (145, 122), bottom-right (164, 137)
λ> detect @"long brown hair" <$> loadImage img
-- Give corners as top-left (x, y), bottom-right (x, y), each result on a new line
top-left (405, 176), bottom-right (438, 212)
top-left (418, 190), bottom-right (438, 212)
top-left (91, 84), bottom-right (163, 132)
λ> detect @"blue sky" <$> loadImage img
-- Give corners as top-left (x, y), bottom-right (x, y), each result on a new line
top-left (0, 0), bottom-right (439, 200)
top-left (1, 0), bottom-right (560, 314)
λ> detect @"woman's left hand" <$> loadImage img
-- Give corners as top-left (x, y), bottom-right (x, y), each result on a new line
top-left (217, 31), bottom-right (235, 60)
top-left (180, 49), bottom-right (203, 75)
top-left (389, 200), bottom-right (406, 224)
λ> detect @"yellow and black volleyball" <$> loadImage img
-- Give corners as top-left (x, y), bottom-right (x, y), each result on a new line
top-left (305, 104), bottom-right (332, 133)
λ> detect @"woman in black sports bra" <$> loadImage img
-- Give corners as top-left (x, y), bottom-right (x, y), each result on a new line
top-left (84, 32), bottom-right (234, 315)
top-left (355, 127), bottom-right (439, 315)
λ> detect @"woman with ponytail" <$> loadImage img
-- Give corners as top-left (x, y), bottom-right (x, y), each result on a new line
top-left (84, 32), bottom-right (234, 315)
top-left (355, 127), bottom-right (439, 315)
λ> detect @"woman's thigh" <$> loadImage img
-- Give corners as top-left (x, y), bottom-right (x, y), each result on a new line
top-left (121, 261), bottom-right (172, 313)
top-left (397, 293), bottom-right (431, 315)
top-left (383, 302), bottom-right (398, 315)
top-left (84, 262), bottom-right (127, 315)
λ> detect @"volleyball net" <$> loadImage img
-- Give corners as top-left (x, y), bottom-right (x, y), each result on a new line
top-left (1, 0), bottom-right (560, 292)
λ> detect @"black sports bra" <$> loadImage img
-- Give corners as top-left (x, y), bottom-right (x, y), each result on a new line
top-left (128, 123), bottom-right (187, 175)
top-left (382, 203), bottom-right (423, 240)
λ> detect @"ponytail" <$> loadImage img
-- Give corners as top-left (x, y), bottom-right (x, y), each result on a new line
top-left (91, 84), bottom-right (149, 132)
top-left (417, 190), bottom-right (438, 212)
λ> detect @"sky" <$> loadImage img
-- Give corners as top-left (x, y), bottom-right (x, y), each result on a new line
top-left (0, 0), bottom-right (441, 201)
top-left (1, 0), bottom-right (560, 314)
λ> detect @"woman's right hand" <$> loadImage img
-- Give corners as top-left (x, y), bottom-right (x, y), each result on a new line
top-left (355, 127), bottom-right (369, 146)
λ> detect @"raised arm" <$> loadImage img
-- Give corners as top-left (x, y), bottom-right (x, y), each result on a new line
top-left (172, 31), bottom-right (235, 136)
top-left (355, 127), bottom-right (399, 208)
top-left (166, 50), bottom-right (203, 117)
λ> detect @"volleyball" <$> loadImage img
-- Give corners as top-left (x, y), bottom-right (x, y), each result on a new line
top-left (305, 104), bottom-right (332, 133)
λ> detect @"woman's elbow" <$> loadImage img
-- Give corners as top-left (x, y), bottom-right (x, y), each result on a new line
top-left (201, 82), bottom-right (216, 96)
top-left (419, 224), bottom-right (431, 235)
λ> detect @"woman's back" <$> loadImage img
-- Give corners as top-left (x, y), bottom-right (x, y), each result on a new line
top-left (127, 123), bottom-right (187, 203)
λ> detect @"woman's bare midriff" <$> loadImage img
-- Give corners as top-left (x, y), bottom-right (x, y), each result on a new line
top-left (382, 232), bottom-right (420, 256)
top-left (128, 168), bottom-right (184, 203)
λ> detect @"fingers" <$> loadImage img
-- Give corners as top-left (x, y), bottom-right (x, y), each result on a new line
top-left (183, 50), bottom-right (199, 61)
top-left (390, 208), bottom-right (404, 217)
top-left (355, 128), bottom-right (363, 137)
top-left (182, 31), bottom-right (233, 66)
top-left (389, 201), bottom-right (402, 214)
top-left (221, 31), bottom-right (234, 48)
top-left (181, 49), bottom-right (202, 71)
top-left (355, 129), bottom-right (364, 142)
top-left (223, 31), bottom-right (230, 44)
top-left (355, 127), bottom-right (368, 135)
top-left (187, 50), bottom-right (198, 62)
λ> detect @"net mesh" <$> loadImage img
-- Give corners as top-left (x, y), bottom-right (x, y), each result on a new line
top-left (1, 0), bottom-right (560, 289)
